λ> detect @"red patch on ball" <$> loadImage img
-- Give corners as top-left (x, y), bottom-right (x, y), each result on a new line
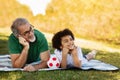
top-left (49, 63), bottom-right (53, 67)
top-left (52, 57), bottom-right (56, 61)
top-left (56, 63), bottom-right (60, 67)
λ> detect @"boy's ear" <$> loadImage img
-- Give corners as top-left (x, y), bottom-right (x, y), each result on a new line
top-left (60, 46), bottom-right (62, 49)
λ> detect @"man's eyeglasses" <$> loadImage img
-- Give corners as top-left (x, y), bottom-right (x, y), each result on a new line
top-left (20, 25), bottom-right (34, 36)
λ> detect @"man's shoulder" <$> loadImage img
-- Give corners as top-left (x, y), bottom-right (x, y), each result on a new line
top-left (34, 29), bottom-right (44, 36)
top-left (8, 33), bottom-right (19, 43)
top-left (9, 33), bottom-right (14, 37)
top-left (9, 33), bottom-right (17, 40)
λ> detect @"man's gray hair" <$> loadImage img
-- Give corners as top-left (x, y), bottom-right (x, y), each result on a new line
top-left (11, 18), bottom-right (29, 37)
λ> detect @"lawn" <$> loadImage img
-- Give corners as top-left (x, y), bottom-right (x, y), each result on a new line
top-left (0, 70), bottom-right (120, 80)
top-left (0, 34), bottom-right (120, 80)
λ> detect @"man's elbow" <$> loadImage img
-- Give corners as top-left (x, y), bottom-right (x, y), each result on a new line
top-left (44, 60), bottom-right (48, 68)
top-left (12, 63), bottom-right (23, 68)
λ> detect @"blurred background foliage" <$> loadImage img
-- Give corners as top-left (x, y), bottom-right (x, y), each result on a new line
top-left (0, 0), bottom-right (120, 46)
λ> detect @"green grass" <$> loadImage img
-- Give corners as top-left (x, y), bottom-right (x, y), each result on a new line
top-left (0, 70), bottom-right (120, 80)
top-left (0, 52), bottom-right (119, 80)
top-left (0, 34), bottom-right (120, 80)
top-left (0, 34), bottom-right (9, 54)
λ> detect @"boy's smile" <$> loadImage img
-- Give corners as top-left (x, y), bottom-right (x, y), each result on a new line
top-left (61, 35), bottom-right (75, 50)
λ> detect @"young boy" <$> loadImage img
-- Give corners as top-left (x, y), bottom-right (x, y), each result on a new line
top-left (52, 29), bottom-right (97, 69)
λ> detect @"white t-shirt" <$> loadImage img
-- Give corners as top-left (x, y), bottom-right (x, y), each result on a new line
top-left (54, 47), bottom-right (88, 68)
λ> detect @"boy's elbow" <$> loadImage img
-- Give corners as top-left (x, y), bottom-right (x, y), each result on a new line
top-left (74, 61), bottom-right (82, 68)
top-left (74, 64), bottom-right (81, 68)
top-left (61, 65), bottom-right (67, 69)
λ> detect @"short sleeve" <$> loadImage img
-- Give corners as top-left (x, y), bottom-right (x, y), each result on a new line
top-left (77, 47), bottom-right (88, 64)
top-left (77, 47), bottom-right (84, 61)
top-left (54, 49), bottom-right (62, 62)
top-left (37, 32), bottom-right (49, 53)
top-left (8, 34), bottom-right (22, 54)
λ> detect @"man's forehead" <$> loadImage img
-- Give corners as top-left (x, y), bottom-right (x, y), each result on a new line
top-left (17, 24), bottom-right (31, 32)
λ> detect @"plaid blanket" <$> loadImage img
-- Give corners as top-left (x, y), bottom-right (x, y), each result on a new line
top-left (0, 55), bottom-right (119, 71)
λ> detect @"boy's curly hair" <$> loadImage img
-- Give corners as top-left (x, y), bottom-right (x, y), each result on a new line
top-left (52, 28), bottom-right (75, 51)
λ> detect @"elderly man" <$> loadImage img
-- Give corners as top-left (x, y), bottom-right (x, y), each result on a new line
top-left (8, 18), bottom-right (50, 71)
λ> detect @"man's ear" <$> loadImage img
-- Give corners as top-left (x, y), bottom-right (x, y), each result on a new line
top-left (16, 34), bottom-right (20, 38)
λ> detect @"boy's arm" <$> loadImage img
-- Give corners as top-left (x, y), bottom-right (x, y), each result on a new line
top-left (71, 47), bottom-right (81, 68)
top-left (60, 48), bottom-right (69, 69)
top-left (61, 53), bottom-right (67, 68)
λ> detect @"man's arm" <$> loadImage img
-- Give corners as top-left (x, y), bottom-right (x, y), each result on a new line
top-left (10, 46), bottom-right (29, 68)
top-left (10, 36), bottom-right (29, 68)
top-left (23, 50), bottom-right (50, 71)
top-left (34, 50), bottom-right (50, 69)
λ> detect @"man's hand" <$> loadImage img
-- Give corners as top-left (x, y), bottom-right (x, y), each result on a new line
top-left (23, 65), bottom-right (36, 71)
top-left (28, 51), bottom-right (50, 71)
top-left (18, 36), bottom-right (29, 48)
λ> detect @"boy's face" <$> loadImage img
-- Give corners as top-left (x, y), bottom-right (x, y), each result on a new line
top-left (60, 35), bottom-right (74, 50)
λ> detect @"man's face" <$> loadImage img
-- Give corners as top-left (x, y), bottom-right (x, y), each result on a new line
top-left (17, 23), bottom-right (36, 42)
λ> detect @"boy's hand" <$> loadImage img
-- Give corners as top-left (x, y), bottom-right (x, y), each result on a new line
top-left (69, 45), bottom-right (75, 50)
top-left (62, 47), bottom-right (69, 55)
top-left (71, 46), bottom-right (77, 55)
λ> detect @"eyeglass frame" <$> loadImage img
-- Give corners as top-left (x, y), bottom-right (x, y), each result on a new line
top-left (18, 24), bottom-right (34, 36)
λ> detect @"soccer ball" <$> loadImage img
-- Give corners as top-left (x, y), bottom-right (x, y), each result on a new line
top-left (47, 54), bottom-right (60, 69)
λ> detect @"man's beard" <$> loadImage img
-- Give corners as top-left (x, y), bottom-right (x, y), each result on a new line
top-left (29, 35), bottom-right (36, 42)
